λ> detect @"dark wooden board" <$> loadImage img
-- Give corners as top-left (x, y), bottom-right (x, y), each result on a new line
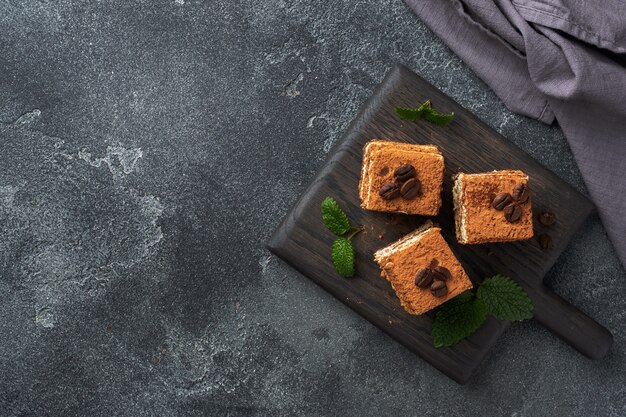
top-left (267, 64), bottom-right (613, 384)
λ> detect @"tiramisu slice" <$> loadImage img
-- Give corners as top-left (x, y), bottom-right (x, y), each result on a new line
top-left (374, 221), bottom-right (473, 315)
top-left (359, 140), bottom-right (444, 216)
top-left (453, 170), bottom-right (533, 244)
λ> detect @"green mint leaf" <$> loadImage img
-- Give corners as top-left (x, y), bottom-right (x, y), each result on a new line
top-left (395, 107), bottom-right (424, 121)
top-left (423, 109), bottom-right (455, 126)
top-left (321, 197), bottom-right (351, 235)
top-left (432, 292), bottom-right (487, 348)
top-left (395, 100), bottom-right (432, 121)
top-left (331, 237), bottom-right (355, 278)
top-left (477, 275), bottom-right (534, 321)
top-left (396, 100), bottom-right (454, 126)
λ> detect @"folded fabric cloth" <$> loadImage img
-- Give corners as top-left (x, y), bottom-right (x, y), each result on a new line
top-left (405, 0), bottom-right (626, 268)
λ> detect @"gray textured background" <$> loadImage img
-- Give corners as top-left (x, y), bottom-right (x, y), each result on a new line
top-left (1, 1), bottom-right (625, 416)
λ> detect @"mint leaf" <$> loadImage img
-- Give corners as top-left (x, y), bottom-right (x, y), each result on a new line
top-left (331, 238), bottom-right (355, 278)
top-left (423, 109), bottom-right (454, 126)
top-left (321, 197), bottom-right (351, 235)
top-left (396, 100), bottom-right (454, 126)
top-left (477, 275), bottom-right (534, 321)
top-left (395, 107), bottom-right (423, 121)
top-left (321, 196), bottom-right (361, 278)
top-left (432, 292), bottom-right (487, 348)
top-left (395, 100), bottom-right (431, 121)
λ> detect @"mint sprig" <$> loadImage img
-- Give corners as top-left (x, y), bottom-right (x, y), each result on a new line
top-left (423, 109), bottom-right (455, 126)
top-left (395, 100), bottom-right (454, 126)
top-left (432, 275), bottom-right (533, 347)
top-left (320, 197), bottom-right (361, 278)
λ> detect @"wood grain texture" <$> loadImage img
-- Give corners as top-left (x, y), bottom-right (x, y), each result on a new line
top-left (267, 64), bottom-right (613, 383)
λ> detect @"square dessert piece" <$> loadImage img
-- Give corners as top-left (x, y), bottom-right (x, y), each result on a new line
top-left (453, 170), bottom-right (533, 244)
top-left (374, 221), bottom-right (473, 315)
top-left (359, 140), bottom-right (444, 216)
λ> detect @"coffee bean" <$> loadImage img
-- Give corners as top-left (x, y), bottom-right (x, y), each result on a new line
top-left (379, 183), bottom-right (400, 200)
top-left (379, 166), bottom-right (389, 176)
top-left (512, 183), bottom-right (530, 203)
top-left (538, 233), bottom-right (553, 250)
top-left (539, 211), bottom-right (556, 226)
top-left (394, 164), bottom-right (416, 182)
top-left (415, 268), bottom-right (433, 288)
top-left (400, 178), bottom-right (421, 199)
top-left (492, 193), bottom-right (513, 210)
top-left (504, 204), bottom-right (522, 223)
top-left (431, 280), bottom-right (448, 297)
top-left (432, 266), bottom-right (452, 281)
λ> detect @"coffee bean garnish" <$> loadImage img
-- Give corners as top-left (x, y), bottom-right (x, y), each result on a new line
top-left (491, 182), bottom-right (531, 223)
top-left (538, 233), bottom-right (553, 250)
top-left (415, 260), bottom-right (454, 294)
top-left (381, 163), bottom-right (423, 201)
top-left (539, 211), bottom-right (556, 226)
top-left (379, 166), bottom-right (389, 176)
top-left (512, 183), bottom-right (530, 203)
top-left (394, 164), bottom-right (416, 182)
top-left (400, 178), bottom-right (421, 199)
top-left (492, 193), bottom-right (513, 210)
top-left (415, 268), bottom-right (433, 288)
top-left (431, 280), bottom-right (448, 297)
top-left (379, 183), bottom-right (400, 200)
top-left (432, 266), bottom-right (452, 281)
top-left (504, 204), bottom-right (522, 223)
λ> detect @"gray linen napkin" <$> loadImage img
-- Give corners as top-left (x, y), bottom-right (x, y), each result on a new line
top-left (405, 0), bottom-right (626, 268)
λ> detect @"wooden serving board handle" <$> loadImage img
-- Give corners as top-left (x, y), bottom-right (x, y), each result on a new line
top-left (530, 285), bottom-right (613, 359)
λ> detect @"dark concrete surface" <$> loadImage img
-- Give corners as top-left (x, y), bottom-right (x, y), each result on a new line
top-left (0, 1), bottom-right (625, 416)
